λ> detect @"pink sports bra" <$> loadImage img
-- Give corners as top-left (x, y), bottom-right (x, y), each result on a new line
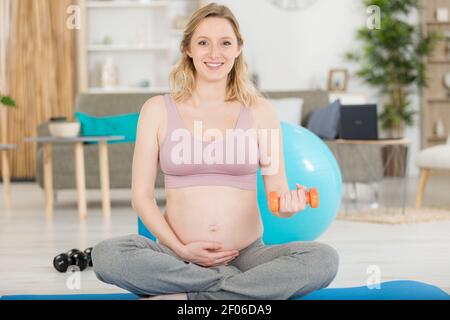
top-left (158, 94), bottom-right (259, 190)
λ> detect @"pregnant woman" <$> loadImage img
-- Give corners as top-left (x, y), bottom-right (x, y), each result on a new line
top-left (92, 3), bottom-right (339, 300)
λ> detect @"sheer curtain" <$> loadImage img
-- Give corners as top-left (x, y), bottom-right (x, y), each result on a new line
top-left (1, 0), bottom-right (76, 179)
top-left (0, 0), bottom-right (13, 145)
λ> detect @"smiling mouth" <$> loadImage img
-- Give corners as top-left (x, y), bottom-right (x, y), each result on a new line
top-left (204, 62), bottom-right (224, 70)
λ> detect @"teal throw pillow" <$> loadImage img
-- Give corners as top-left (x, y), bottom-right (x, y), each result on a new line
top-left (74, 111), bottom-right (139, 144)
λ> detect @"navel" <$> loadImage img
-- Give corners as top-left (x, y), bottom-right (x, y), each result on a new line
top-left (208, 224), bottom-right (220, 232)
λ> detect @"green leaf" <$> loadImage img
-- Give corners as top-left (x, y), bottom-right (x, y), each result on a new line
top-left (0, 95), bottom-right (16, 108)
top-left (347, 0), bottom-right (438, 130)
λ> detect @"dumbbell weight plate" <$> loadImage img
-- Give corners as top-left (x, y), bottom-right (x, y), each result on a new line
top-left (53, 253), bottom-right (70, 273)
top-left (84, 247), bottom-right (93, 267)
top-left (66, 249), bottom-right (82, 264)
top-left (71, 252), bottom-right (88, 271)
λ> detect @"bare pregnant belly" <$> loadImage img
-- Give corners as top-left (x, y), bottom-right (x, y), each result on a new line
top-left (164, 186), bottom-right (264, 251)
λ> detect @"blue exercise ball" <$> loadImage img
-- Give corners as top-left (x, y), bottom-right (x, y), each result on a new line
top-left (138, 122), bottom-right (342, 244)
top-left (257, 122), bottom-right (342, 244)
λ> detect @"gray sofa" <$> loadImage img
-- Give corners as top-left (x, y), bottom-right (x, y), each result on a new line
top-left (261, 91), bottom-right (383, 184)
top-left (36, 90), bottom-right (383, 194)
top-left (36, 93), bottom-right (165, 192)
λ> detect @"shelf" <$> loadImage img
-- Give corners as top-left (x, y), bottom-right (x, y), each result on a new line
top-left (87, 44), bottom-right (170, 51)
top-left (87, 1), bottom-right (169, 8)
top-left (426, 21), bottom-right (450, 25)
top-left (427, 137), bottom-right (447, 142)
top-left (78, 0), bottom-right (198, 98)
top-left (427, 97), bottom-right (450, 103)
top-left (86, 87), bottom-right (170, 94)
top-left (422, 1), bottom-right (450, 149)
top-left (428, 59), bottom-right (450, 64)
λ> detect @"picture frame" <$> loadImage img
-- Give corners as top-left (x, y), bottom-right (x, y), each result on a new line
top-left (328, 69), bottom-right (348, 92)
top-left (436, 7), bottom-right (449, 22)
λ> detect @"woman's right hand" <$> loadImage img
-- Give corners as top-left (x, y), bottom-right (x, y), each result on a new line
top-left (178, 241), bottom-right (239, 267)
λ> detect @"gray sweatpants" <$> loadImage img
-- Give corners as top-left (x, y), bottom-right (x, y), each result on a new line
top-left (91, 234), bottom-right (339, 300)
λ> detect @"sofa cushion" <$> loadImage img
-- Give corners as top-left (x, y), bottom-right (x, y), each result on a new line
top-left (306, 99), bottom-right (341, 139)
top-left (270, 98), bottom-right (304, 125)
top-left (74, 111), bottom-right (139, 144)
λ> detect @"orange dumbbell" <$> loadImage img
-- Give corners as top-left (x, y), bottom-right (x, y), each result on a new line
top-left (268, 187), bottom-right (319, 213)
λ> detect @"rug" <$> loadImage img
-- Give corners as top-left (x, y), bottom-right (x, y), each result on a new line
top-left (336, 206), bottom-right (450, 224)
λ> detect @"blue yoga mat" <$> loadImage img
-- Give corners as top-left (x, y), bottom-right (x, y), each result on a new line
top-left (1, 280), bottom-right (449, 300)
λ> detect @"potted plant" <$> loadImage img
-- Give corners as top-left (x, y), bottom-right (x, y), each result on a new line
top-left (345, 0), bottom-right (440, 177)
top-left (345, 0), bottom-right (439, 139)
top-left (0, 93), bottom-right (16, 144)
top-left (0, 94), bottom-right (16, 108)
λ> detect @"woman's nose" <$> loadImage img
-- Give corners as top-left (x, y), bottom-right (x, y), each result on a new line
top-left (209, 45), bottom-right (221, 57)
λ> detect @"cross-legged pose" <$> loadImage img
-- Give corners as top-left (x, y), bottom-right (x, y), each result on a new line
top-left (92, 3), bottom-right (339, 300)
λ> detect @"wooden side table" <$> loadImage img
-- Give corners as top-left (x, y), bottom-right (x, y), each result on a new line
top-left (24, 136), bottom-right (125, 220)
top-left (0, 144), bottom-right (17, 209)
top-left (334, 138), bottom-right (412, 214)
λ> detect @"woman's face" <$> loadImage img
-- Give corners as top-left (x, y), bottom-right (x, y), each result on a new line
top-left (187, 17), bottom-right (242, 82)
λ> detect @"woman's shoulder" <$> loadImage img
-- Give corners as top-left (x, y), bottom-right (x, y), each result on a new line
top-left (249, 96), bottom-right (273, 109)
top-left (249, 96), bottom-right (278, 128)
top-left (139, 95), bottom-right (167, 119)
top-left (141, 94), bottom-right (166, 110)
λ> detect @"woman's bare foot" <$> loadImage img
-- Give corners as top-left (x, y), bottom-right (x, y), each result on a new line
top-left (140, 293), bottom-right (188, 300)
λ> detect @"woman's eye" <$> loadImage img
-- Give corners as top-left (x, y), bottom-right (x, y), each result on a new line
top-left (198, 41), bottom-right (232, 46)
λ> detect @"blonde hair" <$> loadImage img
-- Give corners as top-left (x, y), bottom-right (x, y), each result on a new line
top-left (169, 2), bottom-right (262, 107)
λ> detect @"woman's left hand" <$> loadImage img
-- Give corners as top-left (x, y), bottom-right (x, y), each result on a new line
top-left (278, 183), bottom-right (308, 217)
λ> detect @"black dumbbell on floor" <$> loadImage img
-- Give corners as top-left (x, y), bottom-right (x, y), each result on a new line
top-left (53, 247), bottom-right (93, 273)
top-left (83, 247), bottom-right (93, 267)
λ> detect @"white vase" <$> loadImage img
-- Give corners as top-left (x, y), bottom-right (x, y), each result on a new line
top-left (101, 56), bottom-right (118, 89)
top-left (435, 120), bottom-right (446, 138)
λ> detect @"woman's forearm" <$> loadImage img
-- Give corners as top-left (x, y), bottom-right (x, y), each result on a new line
top-left (133, 198), bottom-right (186, 256)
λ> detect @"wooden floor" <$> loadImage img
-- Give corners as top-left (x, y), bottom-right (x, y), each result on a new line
top-left (1, 175), bottom-right (449, 297)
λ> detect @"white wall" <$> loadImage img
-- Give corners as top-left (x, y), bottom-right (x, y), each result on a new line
top-left (212, 0), bottom-right (421, 176)
top-left (88, 0), bottom-right (422, 176)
